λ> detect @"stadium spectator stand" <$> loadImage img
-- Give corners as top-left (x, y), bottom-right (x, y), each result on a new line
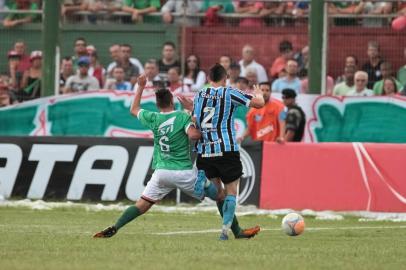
top-left (1, 0), bottom-right (406, 107)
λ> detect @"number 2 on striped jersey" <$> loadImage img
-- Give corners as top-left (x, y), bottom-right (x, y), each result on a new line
top-left (202, 107), bottom-right (215, 128)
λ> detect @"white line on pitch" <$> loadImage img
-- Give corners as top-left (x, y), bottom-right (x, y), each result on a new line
top-left (151, 225), bottom-right (406, 236)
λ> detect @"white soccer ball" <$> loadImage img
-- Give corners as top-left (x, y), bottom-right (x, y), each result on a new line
top-left (281, 213), bottom-right (305, 236)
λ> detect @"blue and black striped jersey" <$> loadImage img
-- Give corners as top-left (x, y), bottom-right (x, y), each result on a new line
top-left (193, 86), bottom-right (252, 156)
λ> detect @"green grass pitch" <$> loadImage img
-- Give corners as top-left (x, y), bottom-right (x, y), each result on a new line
top-left (1, 206), bottom-right (406, 270)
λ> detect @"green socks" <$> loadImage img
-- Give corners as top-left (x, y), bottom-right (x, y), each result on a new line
top-left (114, 206), bottom-right (142, 230)
top-left (114, 203), bottom-right (241, 235)
top-left (216, 200), bottom-right (241, 237)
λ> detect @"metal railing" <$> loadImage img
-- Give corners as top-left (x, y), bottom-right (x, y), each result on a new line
top-left (1, 0), bottom-right (405, 24)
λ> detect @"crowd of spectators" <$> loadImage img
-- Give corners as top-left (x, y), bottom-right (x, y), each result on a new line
top-left (1, 38), bottom-right (405, 108)
top-left (1, 1), bottom-right (406, 28)
top-left (1, 41), bottom-right (44, 106)
top-left (1, 38), bottom-right (405, 147)
top-left (1, 1), bottom-right (405, 146)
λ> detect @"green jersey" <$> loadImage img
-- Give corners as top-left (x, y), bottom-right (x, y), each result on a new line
top-left (138, 109), bottom-right (193, 170)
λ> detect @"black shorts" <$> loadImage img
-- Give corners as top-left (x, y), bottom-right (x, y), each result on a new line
top-left (196, 152), bottom-right (243, 184)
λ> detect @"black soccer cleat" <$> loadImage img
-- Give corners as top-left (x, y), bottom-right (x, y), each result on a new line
top-left (93, 226), bottom-right (117, 238)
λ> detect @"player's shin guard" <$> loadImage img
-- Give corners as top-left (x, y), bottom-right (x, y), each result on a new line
top-left (217, 200), bottom-right (241, 237)
top-left (114, 205), bottom-right (141, 230)
top-left (222, 195), bottom-right (236, 234)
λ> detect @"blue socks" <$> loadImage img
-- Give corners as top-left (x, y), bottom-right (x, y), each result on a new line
top-left (222, 195), bottom-right (236, 232)
top-left (194, 170), bottom-right (207, 199)
top-left (203, 182), bottom-right (240, 237)
top-left (204, 183), bottom-right (242, 237)
top-left (204, 181), bottom-right (218, 200)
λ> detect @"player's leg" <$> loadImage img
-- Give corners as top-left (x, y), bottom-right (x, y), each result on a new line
top-left (93, 170), bottom-right (171, 238)
top-left (219, 179), bottom-right (239, 240)
top-left (194, 169), bottom-right (207, 199)
top-left (207, 178), bottom-right (259, 239)
top-left (196, 155), bottom-right (257, 239)
top-left (204, 177), bottom-right (223, 200)
top-left (206, 178), bottom-right (246, 238)
top-left (181, 167), bottom-right (216, 201)
top-left (206, 178), bottom-right (240, 235)
top-left (216, 152), bottom-right (242, 240)
top-left (180, 170), bottom-right (241, 237)
top-left (217, 152), bottom-right (260, 240)
top-left (114, 198), bottom-right (154, 230)
top-left (93, 198), bottom-right (154, 238)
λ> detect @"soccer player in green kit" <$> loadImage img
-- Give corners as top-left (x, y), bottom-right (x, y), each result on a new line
top-left (94, 74), bottom-right (258, 239)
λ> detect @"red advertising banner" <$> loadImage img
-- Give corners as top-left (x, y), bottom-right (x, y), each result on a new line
top-left (260, 143), bottom-right (406, 212)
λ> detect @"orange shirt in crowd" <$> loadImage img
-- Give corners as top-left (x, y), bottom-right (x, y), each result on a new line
top-left (246, 98), bottom-right (285, 141)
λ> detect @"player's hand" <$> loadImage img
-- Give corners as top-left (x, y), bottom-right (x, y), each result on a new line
top-left (176, 94), bottom-right (193, 111)
top-left (137, 74), bottom-right (147, 88)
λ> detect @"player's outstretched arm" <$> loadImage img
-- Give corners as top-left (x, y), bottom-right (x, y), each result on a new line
top-left (130, 74), bottom-right (147, 117)
top-left (249, 84), bottom-right (265, 109)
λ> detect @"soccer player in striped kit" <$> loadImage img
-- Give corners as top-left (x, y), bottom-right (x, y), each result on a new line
top-left (94, 73), bottom-right (260, 239)
top-left (182, 63), bottom-right (265, 240)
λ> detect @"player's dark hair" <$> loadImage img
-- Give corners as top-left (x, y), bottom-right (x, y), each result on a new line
top-left (259, 81), bottom-right (272, 88)
top-left (155, 88), bottom-right (173, 109)
top-left (163, 41), bottom-right (176, 49)
top-left (208, 63), bottom-right (227, 82)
